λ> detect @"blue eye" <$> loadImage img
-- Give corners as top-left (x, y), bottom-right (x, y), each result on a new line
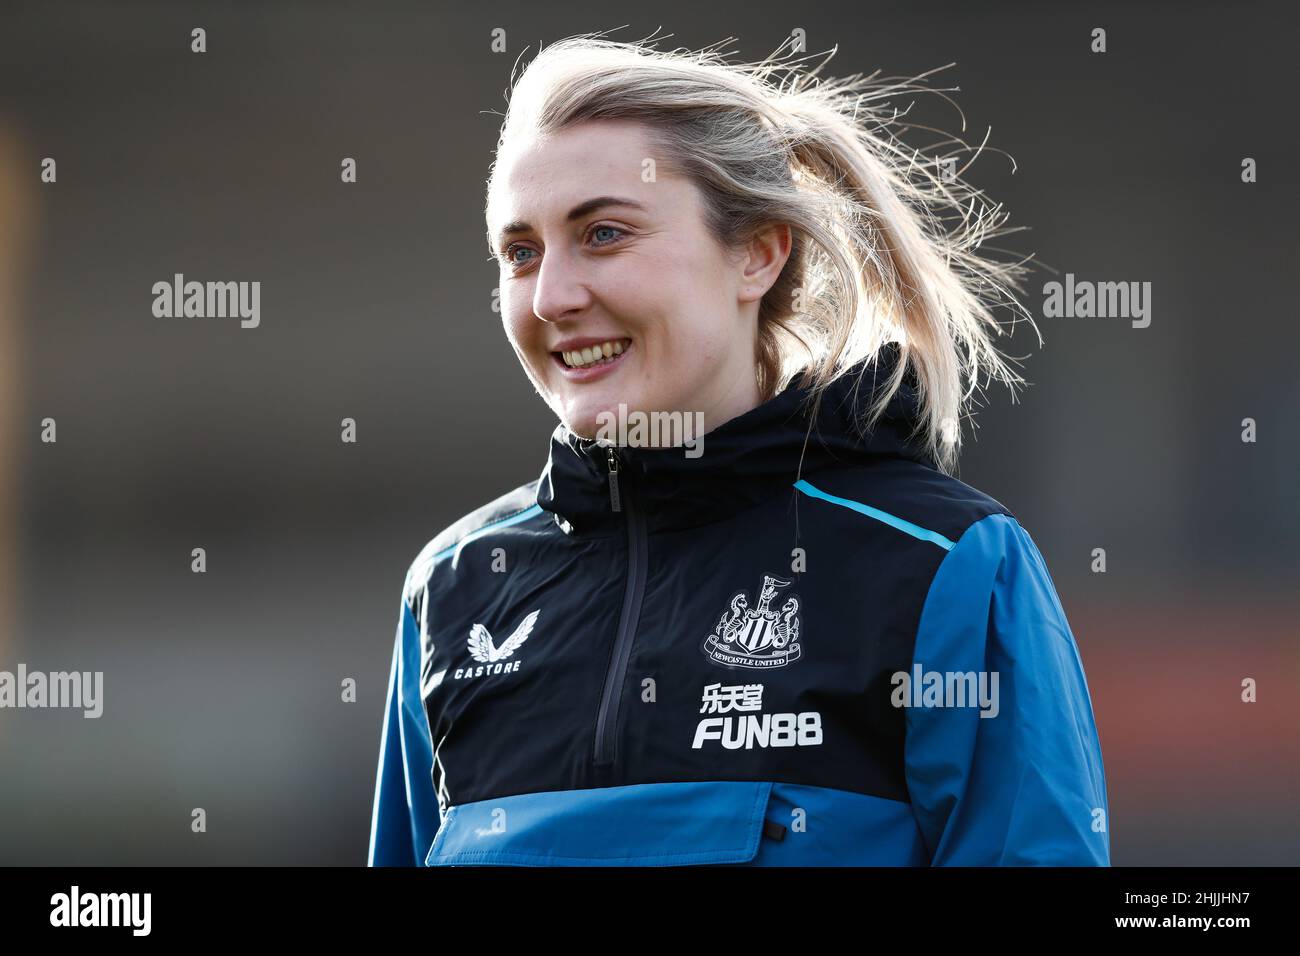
top-left (504, 244), bottom-right (537, 265)
top-left (589, 224), bottom-right (625, 245)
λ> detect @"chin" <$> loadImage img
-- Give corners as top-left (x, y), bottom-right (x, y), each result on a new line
top-left (555, 398), bottom-right (629, 441)
top-left (558, 407), bottom-right (605, 440)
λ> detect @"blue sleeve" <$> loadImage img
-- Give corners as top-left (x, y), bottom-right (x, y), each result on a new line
top-left (367, 593), bottom-right (441, 866)
top-left (904, 513), bottom-right (1110, 865)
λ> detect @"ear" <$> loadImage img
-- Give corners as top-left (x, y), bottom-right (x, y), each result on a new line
top-left (737, 222), bottom-right (793, 304)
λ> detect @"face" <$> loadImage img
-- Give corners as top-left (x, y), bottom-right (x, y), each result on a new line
top-left (487, 118), bottom-right (789, 441)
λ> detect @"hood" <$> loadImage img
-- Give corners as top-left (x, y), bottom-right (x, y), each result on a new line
top-left (535, 342), bottom-right (935, 535)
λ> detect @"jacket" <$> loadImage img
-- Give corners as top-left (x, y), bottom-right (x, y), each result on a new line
top-left (367, 345), bottom-right (1111, 866)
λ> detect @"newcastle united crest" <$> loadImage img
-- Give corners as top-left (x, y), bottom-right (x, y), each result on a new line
top-left (702, 574), bottom-right (802, 670)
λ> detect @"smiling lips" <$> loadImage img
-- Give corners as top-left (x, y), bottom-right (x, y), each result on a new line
top-left (557, 337), bottom-right (630, 368)
top-left (551, 337), bottom-right (633, 380)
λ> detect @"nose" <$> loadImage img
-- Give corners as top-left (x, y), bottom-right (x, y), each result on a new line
top-left (530, 244), bottom-right (592, 323)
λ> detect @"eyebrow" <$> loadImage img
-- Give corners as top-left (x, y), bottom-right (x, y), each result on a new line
top-left (495, 196), bottom-right (648, 246)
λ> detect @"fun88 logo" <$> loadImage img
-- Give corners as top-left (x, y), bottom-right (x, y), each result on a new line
top-left (691, 682), bottom-right (823, 749)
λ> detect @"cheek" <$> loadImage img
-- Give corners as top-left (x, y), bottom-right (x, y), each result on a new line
top-left (501, 303), bottom-right (536, 352)
top-left (501, 313), bottom-right (522, 348)
top-left (664, 314), bottom-right (729, 366)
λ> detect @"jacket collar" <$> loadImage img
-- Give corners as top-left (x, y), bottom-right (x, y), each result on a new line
top-left (534, 343), bottom-right (935, 535)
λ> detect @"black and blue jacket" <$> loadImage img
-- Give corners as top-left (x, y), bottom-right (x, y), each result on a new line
top-left (368, 347), bottom-right (1110, 866)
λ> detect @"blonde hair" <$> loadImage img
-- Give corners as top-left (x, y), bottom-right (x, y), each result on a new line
top-left (487, 30), bottom-right (1040, 475)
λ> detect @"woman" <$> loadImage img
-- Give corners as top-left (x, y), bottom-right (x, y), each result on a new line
top-left (368, 34), bottom-right (1109, 866)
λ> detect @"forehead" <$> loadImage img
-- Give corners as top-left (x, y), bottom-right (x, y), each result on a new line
top-left (487, 120), bottom-right (678, 231)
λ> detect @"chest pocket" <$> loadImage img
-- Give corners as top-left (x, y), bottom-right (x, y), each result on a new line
top-left (424, 780), bottom-right (774, 866)
top-left (424, 779), bottom-right (930, 866)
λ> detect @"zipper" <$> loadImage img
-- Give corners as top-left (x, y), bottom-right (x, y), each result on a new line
top-left (606, 446), bottom-right (621, 512)
top-left (593, 446), bottom-right (647, 767)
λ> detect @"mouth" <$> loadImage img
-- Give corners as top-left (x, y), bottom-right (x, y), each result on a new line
top-left (551, 337), bottom-right (633, 381)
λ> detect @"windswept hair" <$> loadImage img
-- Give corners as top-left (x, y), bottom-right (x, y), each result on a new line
top-left (487, 29), bottom-right (1040, 475)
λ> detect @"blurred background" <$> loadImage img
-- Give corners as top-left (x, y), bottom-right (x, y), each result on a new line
top-left (0, 0), bottom-right (1296, 865)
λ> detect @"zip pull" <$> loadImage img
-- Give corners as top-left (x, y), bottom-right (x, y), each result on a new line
top-left (762, 819), bottom-right (788, 842)
top-left (606, 446), bottom-right (622, 512)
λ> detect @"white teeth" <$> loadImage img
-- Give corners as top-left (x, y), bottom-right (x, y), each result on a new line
top-left (560, 339), bottom-right (630, 368)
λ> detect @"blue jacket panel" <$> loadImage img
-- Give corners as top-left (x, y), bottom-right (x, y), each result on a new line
top-left (905, 513), bottom-right (1110, 865)
top-left (367, 598), bottom-right (440, 867)
top-left (422, 780), bottom-right (929, 866)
